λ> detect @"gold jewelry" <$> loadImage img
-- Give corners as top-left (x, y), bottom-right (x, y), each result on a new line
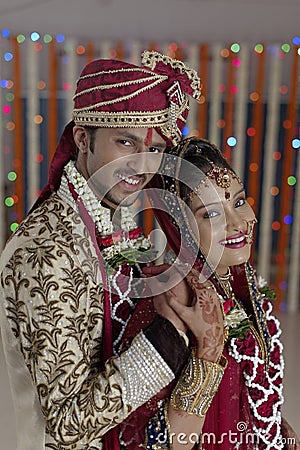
top-left (170, 348), bottom-right (227, 417)
top-left (183, 164), bottom-right (243, 203)
top-left (243, 217), bottom-right (258, 245)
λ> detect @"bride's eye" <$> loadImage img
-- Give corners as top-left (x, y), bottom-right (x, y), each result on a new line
top-left (203, 210), bottom-right (220, 219)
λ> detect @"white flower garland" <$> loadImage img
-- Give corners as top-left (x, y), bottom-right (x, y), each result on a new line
top-left (58, 161), bottom-right (153, 355)
top-left (228, 299), bottom-right (284, 449)
top-left (64, 160), bottom-right (139, 235)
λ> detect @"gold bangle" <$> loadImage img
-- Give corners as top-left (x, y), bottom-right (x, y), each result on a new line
top-left (170, 348), bottom-right (228, 417)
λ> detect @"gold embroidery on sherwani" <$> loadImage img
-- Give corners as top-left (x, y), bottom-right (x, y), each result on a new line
top-left (0, 194), bottom-right (174, 449)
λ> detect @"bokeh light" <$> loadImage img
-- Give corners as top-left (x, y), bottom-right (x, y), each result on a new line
top-left (273, 152), bottom-right (281, 161)
top-left (284, 215), bottom-right (293, 225)
top-left (247, 197), bottom-right (255, 206)
top-left (76, 45), bottom-right (86, 55)
top-left (227, 136), bottom-right (237, 147)
top-left (254, 44), bottom-right (264, 54)
top-left (37, 81), bottom-right (46, 90)
top-left (232, 58), bottom-right (241, 67)
top-left (4, 197), bottom-right (14, 207)
top-left (281, 43), bottom-right (290, 53)
top-left (17, 34), bottom-right (26, 44)
top-left (7, 171), bottom-right (17, 182)
top-left (279, 281), bottom-right (288, 291)
top-left (247, 127), bottom-right (256, 137)
top-left (2, 29), bottom-right (10, 38)
top-left (4, 52), bottom-right (13, 62)
top-left (249, 162), bottom-right (259, 172)
top-left (220, 48), bottom-right (230, 58)
top-left (250, 92), bottom-right (259, 102)
top-left (270, 186), bottom-right (279, 196)
top-left (10, 223), bottom-right (19, 232)
top-left (272, 221), bottom-right (281, 231)
top-left (33, 115), bottom-right (43, 125)
top-left (287, 176), bottom-right (296, 186)
top-left (292, 36), bottom-right (300, 45)
top-left (31, 32), bottom-right (40, 41)
top-left (2, 105), bottom-right (11, 114)
top-left (43, 34), bottom-right (53, 43)
top-left (56, 34), bottom-right (65, 43)
top-left (182, 125), bottom-right (189, 136)
top-left (231, 43), bottom-right (240, 53)
top-left (292, 139), bottom-right (300, 149)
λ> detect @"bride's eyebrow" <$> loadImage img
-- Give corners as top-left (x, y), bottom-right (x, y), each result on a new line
top-left (233, 188), bottom-right (245, 198)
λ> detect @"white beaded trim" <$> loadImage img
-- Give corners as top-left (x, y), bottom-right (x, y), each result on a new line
top-left (117, 332), bottom-right (174, 409)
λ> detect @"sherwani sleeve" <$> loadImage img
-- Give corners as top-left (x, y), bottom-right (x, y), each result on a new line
top-left (0, 234), bottom-right (188, 447)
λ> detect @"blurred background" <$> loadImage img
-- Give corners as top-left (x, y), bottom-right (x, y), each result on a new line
top-left (0, 0), bottom-right (299, 446)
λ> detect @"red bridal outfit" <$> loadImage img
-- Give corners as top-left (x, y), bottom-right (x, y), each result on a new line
top-left (119, 147), bottom-right (285, 449)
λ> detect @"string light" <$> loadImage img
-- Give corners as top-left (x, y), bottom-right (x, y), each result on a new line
top-left (1, 29), bottom-right (10, 38)
top-left (2, 105), bottom-right (11, 114)
top-left (76, 45), bottom-right (86, 55)
top-left (33, 115), bottom-right (43, 124)
top-left (10, 223), bottom-right (19, 232)
top-left (4, 53), bottom-right (13, 62)
top-left (254, 44), bottom-right (264, 54)
top-left (270, 186), bottom-right (279, 196)
top-left (182, 125), bottom-right (189, 136)
top-left (279, 281), bottom-right (288, 291)
top-left (17, 34), bottom-right (26, 43)
top-left (1, 79), bottom-right (9, 88)
top-left (56, 34), bottom-right (65, 43)
top-left (30, 32), bottom-right (40, 42)
top-left (232, 58), bottom-right (241, 67)
top-left (227, 136), bottom-right (237, 147)
top-left (287, 176), bottom-right (296, 186)
top-left (7, 172), bottom-right (17, 182)
top-left (231, 43), bottom-right (240, 53)
top-left (250, 92), bottom-right (259, 101)
top-left (284, 215), bottom-right (293, 225)
top-left (4, 197), bottom-right (14, 207)
top-left (281, 43), bottom-right (290, 53)
top-left (43, 34), bottom-right (52, 43)
top-left (292, 36), bottom-right (300, 45)
top-left (273, 151), bottom-right (281, 161)
top-left (247, 127), bottom-right (256, 137)
top-left (272, 221), bottom-right (281, 231)
top-left (220, 48), bottom-right (229, 58)
top-left (292, 138), bottom-right (300, 149)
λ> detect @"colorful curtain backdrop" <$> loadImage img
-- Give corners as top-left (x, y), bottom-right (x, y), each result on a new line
top-left (0, 31), bottom-right (299, 312)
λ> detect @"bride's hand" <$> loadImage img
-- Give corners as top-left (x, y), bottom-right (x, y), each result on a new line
top-left (168, 267), bottom-right (224, 362)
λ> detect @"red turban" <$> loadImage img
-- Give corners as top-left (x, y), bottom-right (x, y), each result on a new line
top-left (31, 51), bottom-right (201, 210)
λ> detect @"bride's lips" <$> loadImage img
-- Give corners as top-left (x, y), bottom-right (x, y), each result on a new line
top-left (219, 233), bottom-right (247, 249)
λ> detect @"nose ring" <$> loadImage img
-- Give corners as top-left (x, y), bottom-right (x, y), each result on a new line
top-left (243, 218), bottom-right (258, 245)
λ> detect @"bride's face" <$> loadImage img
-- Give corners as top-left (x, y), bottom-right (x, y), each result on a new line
top-left (190, 175), bottom-right (256, 274)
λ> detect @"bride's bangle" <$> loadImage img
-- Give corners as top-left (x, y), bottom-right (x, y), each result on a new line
top-left (170, 348), bottom-right (228, 417)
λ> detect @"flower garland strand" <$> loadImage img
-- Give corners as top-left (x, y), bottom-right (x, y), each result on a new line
top-left (228, 267), bottom-right (284, 449)
top-left (62, 161), bottom-right (156, 270)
